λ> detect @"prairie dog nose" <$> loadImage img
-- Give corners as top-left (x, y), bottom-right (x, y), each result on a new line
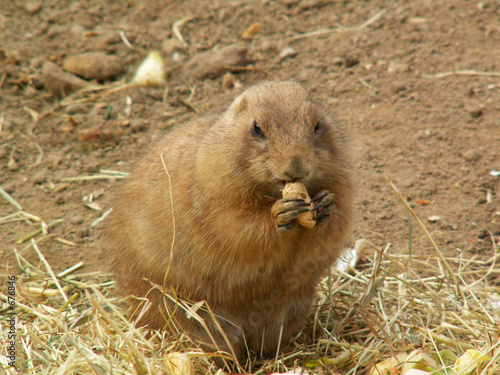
top-left (283, 155), bottom-right (311, 181)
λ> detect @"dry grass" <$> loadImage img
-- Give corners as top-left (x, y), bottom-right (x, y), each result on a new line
top-left (1, 182), bottom-right (499, 374)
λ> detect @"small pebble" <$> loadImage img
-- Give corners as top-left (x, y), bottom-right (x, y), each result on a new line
top-left (30, 56), bottom-right (45, 69)
top-left (47, 25), bottom-right (67, 38)
top-left (331, 57), bottom-right (344, 66)
top-left (85, 164), bottom-right (100, 173)
top-left (92, 189), bottom-right (105, 199)
top-left (54, 183), bottom-right (68, 193)
top-left (3, 120), bottom-right (14, 132)
top-left (405, 31), bottom-right (422, 43)
top-left (71, 24), bottom-right (85, 36)
top-left (43, 61), bottom-right (90, 98)
top-left (171, 51), bottom-right (183, 62)
top-left (5, 50), bottom-right (22, 65)
top-left (32, 170), bottom-right (48, 184)
top-left (298, 0), bottom-right (320, 10)
top-left (130, 119), bottom-right (149, 133)
top-left (54, 195), bottom-right (65, 204)
top-left (70, 216), bottom-right (84, 225)
top-left (162, 38), bottom-right (186, 55)
top-left (387, 62), bottom-right (409, 74)
top-left (95, 32), bottom-right (122, 50)
top-left (477, 229), bottom-right (489, 239)
top-left (76, 227), bottom-right (89, 238)
top-left (32, 72), bottom-right (45, 90)
top-left (78, 14), bottom-right (96, 29)
top-left (427, 215), bottom-right (441, 222)
top-left (62, 145), bottom-right (73, 154)
top-left (255, 39), bottom-right (277, 53)
top-left (279, 47), bottom-right (297, 60)
top-left (65, 103), bottom-right (88, 114)
top-left (296, 68), bottom-right (313, 82)
top-left (462, 149), bottom-right (481, 162)
top-left (25, 2), bottom-right (42, 14)
top-left (7, 160), bottom-right (20, 171)
top-left (222, 72), bottom-right (236, 89)
top-left (181, 44), bottom-right (248, 80)
top-left (477, 197), bottom-right (487, 205)
top-left (1, 183), bottom-right (15, 194)
top-left (470, 108), bottom-right (483, 118)
top-left (379, 213), bottom-right (394, 220)
top-left (93, 149), bottom-right (105, 158)
top-left (392, 81), bottom-right (407, 93)
top-left (63, 52), bottom-right (124, 81)
top-left (345, 57), bottom-right (360, 68)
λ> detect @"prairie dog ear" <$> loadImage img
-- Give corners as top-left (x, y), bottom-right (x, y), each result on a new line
top-left (229, 94), bottom-right (248, 115)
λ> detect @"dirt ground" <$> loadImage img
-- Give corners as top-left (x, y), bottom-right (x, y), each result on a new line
top-left (1, 0), bottom-right (499, 277)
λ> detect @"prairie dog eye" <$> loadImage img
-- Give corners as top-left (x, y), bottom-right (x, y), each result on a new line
top-left (314, 121), bottom-right (321, 134)
top-left (252, 121), bottom-right (265, 139)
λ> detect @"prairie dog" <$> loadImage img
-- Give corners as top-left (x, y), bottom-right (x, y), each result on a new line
top-left (107, 81), bottom-right (356, 359)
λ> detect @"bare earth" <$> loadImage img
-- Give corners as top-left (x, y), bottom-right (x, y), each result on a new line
top-left (1, 1), bottom-right (499, 279)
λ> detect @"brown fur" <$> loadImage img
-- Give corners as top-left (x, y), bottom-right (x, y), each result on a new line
top-left (107, 81), bottom-right (356, 359)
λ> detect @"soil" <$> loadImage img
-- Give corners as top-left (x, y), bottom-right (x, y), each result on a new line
top-left (1, 0), bottom-right (499, 277)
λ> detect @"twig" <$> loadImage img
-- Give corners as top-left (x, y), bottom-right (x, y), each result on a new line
top-left (413, 327), bottom-right (474, 350)
top-left (290, 10), bottom-right (385, 42)
top-left (58, 322), bottom-right (107, 375)
top-left (90, 286), bottom-right (152, 348)
top-left (91, 208), bottom-right (113, 227)
top-left (387, 178), bottom-right (466, 302)
top-left (86, 291), bottom-right (150, 373)
top-left (23, 105), bottom-right (40, 135)
top-left (21, 211), bottom-right (42, 222)
top-left (16, 218), bottom-right (63, 244)
top-left (99, 169), bottom-right (129, 176)
top-left (0, 294), bottom-right (54, 321)
top-left (342, 243), bottom-right (388, 325)
top-left (58, 82), bottom-right (130, 107)
top-left (222, 65), bottom-right (270, 75)
top-left (178, 99), bottom-right (198, 113)
top-left (57, 262), bottom-right (84, 278)
top-left (423, 70), bottom-right (500, 78)
top-left (119, 30), bottom-right (133, 49)
top-left (0, 186), bottom-right (22, 211)
top-left (357, 9), bottom-right (386, 30)
top-left (32, 141), bottom-right (44, 166)
top-left (358, 76), bottom-right (377, 92)
top-left (0, 212), bottom-right (23, 224)
top-left (31, 239), bottom-right (68, 302)
top-left (55, 237), bottom-right (76, 246)
top-left (186, 85), bottom-right (196, 103)
top-left (62, 173), bottom-right (128, 182)
top-left (160, 150), bottom-right (177, 282)
top-left (172, 16), bottom-right (197, 46)
top-left (0, 72), bottom-right (6, 88)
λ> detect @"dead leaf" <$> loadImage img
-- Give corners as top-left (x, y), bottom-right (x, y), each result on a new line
top-left (241, 23), bottom-right (260, 40)
top-left (415, 199), bottom-right (430, 205)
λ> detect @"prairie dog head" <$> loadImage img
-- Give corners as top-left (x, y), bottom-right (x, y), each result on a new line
top-left (197, 81), bottom-right (352, 198)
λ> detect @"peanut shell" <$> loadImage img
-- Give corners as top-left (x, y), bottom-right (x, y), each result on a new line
top-left (281, 182), bottom-right (316, 228)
